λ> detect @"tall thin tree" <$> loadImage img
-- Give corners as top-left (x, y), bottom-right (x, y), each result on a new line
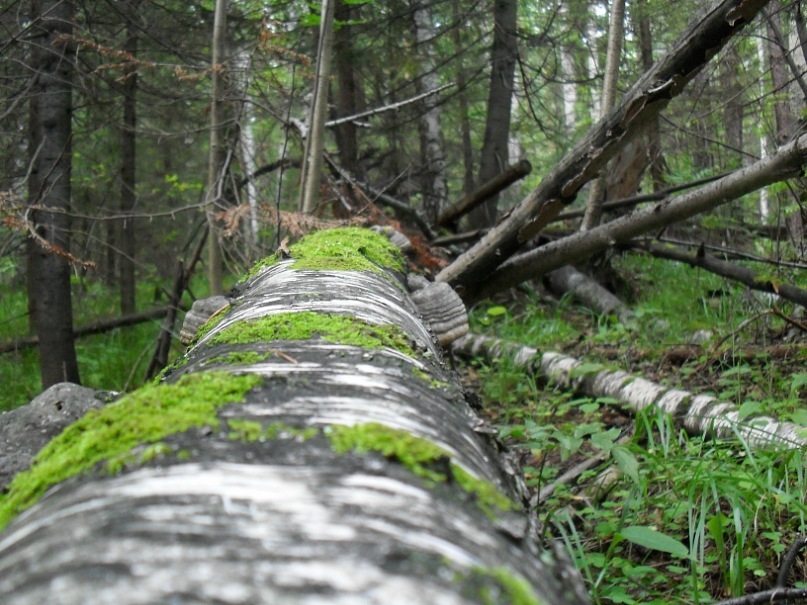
top-left (300, 0), bottom-right (335, 214)
top-left (27, 0), bottom-right (81, 387)
top-left (205, 0), bottom-right (228, 295)
top-left (119, 0), bottom-right (140, 315)
top-left (469, 0), bottom-right (518, 230)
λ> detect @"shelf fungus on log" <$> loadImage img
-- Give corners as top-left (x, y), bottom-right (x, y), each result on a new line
top-left (0, 227), bottom-right (589, 605)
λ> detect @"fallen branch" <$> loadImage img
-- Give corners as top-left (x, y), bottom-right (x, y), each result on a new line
top-left (451, 332), bottom-right (807, 449)
top-left (438, 0), bottom-right (773, 291)
top-left (635, 242), bottom-right (807, 308)
top-left (0, 306), bottom-right (173, 355)
top-left (469, 133), bottom-right (807, 302)
top-left (436, 160), bottom-right (532, 228)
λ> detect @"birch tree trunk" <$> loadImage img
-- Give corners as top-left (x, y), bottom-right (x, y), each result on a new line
top-left (0, 228), bottom-right (590, 605)
top-left (412, 1), bottom-right (449, 224)
top-left (451, 334), bottom-right (807, 450)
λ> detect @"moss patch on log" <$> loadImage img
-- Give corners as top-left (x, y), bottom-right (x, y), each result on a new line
top-left (0, 371), bottom-right (262, 531)
top-left (227, 419), bottom-right (318, 442)
top-left (458, 566), bottom-right (545, 605)
top-left (246, 227), bottom-right (406, 279)
top-left (209, 311), bottom-right (418, 358)
top-left (327, 423), bottom-right (515, 517)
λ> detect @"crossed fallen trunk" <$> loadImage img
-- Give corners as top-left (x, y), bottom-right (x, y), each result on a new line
top-left (0, 228), bottom-right (589, 605)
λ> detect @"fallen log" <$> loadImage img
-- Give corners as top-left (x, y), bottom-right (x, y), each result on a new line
top-left (451, 332), bottom-right (807, 450)
top-left (0, 306), bottom-right (174, 355)
top-left (634, 243), bottom-right (807, 308)
top-left (469, 133), bottom-right (807, 302)
top-left (438, 0), bottom-right (773, 291)
top-left (0, 227), bottom-right (589, 605)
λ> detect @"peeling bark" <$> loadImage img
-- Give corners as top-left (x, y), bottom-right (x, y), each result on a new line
top-left (437, 0), bottom-right (773, 292)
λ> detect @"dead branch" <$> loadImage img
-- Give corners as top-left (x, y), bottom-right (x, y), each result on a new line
top-left (635, 242), bottom-right (807, 308)
top-left (468, 133), bottom-right (807, 302)
top-left (436, 160), bottom-right (532, 228)
top-left (437, 0), bottom-right (774, 291)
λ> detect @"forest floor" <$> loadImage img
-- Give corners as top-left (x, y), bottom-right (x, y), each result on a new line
top-left (464, 252), bottom-right (807, 605)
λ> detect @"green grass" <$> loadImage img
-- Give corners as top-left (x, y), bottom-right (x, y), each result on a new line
top-left (471, 251), bottom-right (806, 603)
top-left (0, 273), bottom-right (223, 412)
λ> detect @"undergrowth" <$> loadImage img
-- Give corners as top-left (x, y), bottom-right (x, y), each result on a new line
top-left (0, 273), bottom-right (222, 412)
top-left (470, 254), bottom-right (807, 603)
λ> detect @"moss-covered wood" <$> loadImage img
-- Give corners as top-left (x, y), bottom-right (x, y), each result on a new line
top-left (0, 228), bottom-right (589, 605)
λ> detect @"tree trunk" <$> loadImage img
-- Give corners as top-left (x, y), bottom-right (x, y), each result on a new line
top-left (334, 0), bottom-right (360, 180)
top-left (300, 0), bottom-right (335, 215)
top-left (205, 0), bottom-right (228, 295)
top-left (633, 0), bottom-right (665, 191)
top-left (469, 0), bottom-right (518, 230)
top-left (450, 0), bottom-right (475, 198)
top-left (412, 1), bottom-right (448, 224)
top-left (469, 133), bottom-right (807, 302)
top-left (26, 0), bottom-right (80, 388)
top-left (581, 0), bottom-right (625, 231)
top-left (0, 228), bottom-right (589, 605)
top-left (436, 0), bottom-right (773, 292)
top-left (120, 1), bottom-right (139, 316)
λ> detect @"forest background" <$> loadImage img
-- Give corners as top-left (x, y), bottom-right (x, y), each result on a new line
top-left (3, 0), bottom-right (804, 400)
top-left (2, 1), bottom-right (807, 602)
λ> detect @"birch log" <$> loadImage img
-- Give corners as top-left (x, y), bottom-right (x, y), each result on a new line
top-left (452, 333), bottom-right (807, 449)
top-left (0, 228), bottom-right (589, 605)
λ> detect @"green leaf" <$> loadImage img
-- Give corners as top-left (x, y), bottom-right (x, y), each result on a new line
top-left (612, 445), bottom-right (640, 485)
top-left (737, 400), bottom-right (762, 421)
top-left (789, 409), bottom-right (807, 425)
top-left (791, 373), bottom-right (807, 394)
top-left (486, 305), bottom-right (507, 317)
top-left (619, 526), bottom-right (689, 558)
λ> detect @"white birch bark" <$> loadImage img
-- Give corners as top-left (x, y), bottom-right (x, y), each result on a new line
top-left (0, 230), bottom-right (589, 605)
top-left (236, 50), bottom-right (259, 257)
top-left (756, 30), bottom-right (770, 220)
top-left (451, 334), bottom-right (807, 449)
top-left (412, 2), bottom-right (448, 223)
top-left (560, 5), bottom-right (578, 135)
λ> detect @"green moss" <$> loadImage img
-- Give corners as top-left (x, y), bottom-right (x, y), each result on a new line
top-left (463, 567), bottom-right (545, 605)
top-left (228, 419), bottom-right (264, 442)
top-left (210, 351), bottom-right (273, 366)
top-left (245, 227), bottom-right (405, 280)
top-left (227, 419), bottom-right (319, 442)
top-left (195, 304), bottom-right (231, 343)
top-left (327, 423), bottom-right (515, 516)
top-left (0, 371), bottom-right (262, 531)
top-left (413, 367), bottom-right (450, 390)
top-left (210, 311), bottom-right (418, 358)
